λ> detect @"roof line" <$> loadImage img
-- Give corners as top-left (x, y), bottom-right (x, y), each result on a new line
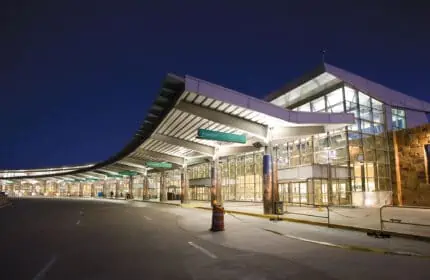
top-left (4, 73), bottom-right (186, 180)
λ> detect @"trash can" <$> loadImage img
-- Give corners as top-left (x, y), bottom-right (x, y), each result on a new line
top-left (274, 201), bottom-right (284, 215)
top-left (211, 204), bottom-right (225, 232)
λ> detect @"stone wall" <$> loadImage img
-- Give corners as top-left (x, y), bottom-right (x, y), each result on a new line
top-left (390, 123), bottom-right (430, 206)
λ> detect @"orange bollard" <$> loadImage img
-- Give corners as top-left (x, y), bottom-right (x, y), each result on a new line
top-left (211, 204), bottom-right (225, 232)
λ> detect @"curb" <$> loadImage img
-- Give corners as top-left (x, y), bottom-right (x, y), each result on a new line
top-left (262, 228), bottom-right (430, 259)
top-left (193, 206), bottom-right (430, 243)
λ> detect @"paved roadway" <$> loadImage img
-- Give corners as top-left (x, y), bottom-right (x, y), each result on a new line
top-left (1, 199), bottom-right (430, 280)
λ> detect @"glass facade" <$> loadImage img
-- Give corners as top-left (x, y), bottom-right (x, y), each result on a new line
top-left (392, 108), bottom-right (406, 130)
top-left (287, 84), bottom-right (392, 205)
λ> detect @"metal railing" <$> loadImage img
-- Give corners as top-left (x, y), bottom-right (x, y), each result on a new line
top-left (379, 205), bottom-right (430, 232)
top-left (283, 202), bottom-right (331, 225)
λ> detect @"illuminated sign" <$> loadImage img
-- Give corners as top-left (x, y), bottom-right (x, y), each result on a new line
top-left (197, 129), bottom-right (246, 144)
top-left (146, 162), bottom-right (172, 168)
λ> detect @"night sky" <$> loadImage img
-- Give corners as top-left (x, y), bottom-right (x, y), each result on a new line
top-left (1, 1), bottom-right (429, 169)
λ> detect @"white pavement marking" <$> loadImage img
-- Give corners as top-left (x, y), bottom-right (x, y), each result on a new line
top-left (143, 215), bottom-right (152, 221)
top-left (32, 255), bottom-right (57, 280)
top-left (76, 220), bottom-right (80, 225)
top-left (188, 241), bottom-right (218, 259)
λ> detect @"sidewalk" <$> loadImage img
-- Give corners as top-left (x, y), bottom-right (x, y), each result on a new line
top-left (144, 199), bottom-right (430, 239)
top-left (155, 204), bottom-right (430, 258)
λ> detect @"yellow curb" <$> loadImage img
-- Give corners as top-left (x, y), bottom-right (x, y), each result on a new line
top-left (263, 228), bottom-right (430, 259)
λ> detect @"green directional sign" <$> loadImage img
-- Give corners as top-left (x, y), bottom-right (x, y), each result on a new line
top-left (146, 162), bottom-right (172, 169)
top-left (107, 174), bottom-right (124, 178)
top-left (85, 178), bottom-right (99, 182)
top-left (197, 128), bottom-right (246, 144)
top-left (118, 170), bottom-right (139, 176)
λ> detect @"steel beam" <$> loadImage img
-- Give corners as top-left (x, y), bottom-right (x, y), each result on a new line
top-left (176, 101), bottom-right (267, 139)
top-left (152, 133), bottom-right (215, 156)
top-left (218, 145), bottom-right (261, 157)
top-left (271, 126), bottom-right (325, 140)
top-left (136, 149), bottom-right (185, 166)
top-left (118, 160), bottom-right (147, 170)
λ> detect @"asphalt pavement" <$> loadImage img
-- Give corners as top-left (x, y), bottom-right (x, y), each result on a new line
top-left (1, 199), bottom-right (430, 280)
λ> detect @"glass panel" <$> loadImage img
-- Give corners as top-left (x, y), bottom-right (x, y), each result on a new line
top-left (298, 103), bottom-right (311, 112)
top-left (359, 105), bottom-right (372, 121)
top-left (361, 120), bottom-right (375, 134)
top-left (344, 86), bottom-right (357, 103)
top-left (358, 92), bottom-right (371, 107)
top-left (372, 98), bottom-right (383, 111)
top-left (311, 96), bottom-right (326, 112)
top-left (326, 88), bottom-right (344, 113)
top-left (372, 109), bottom-right (384, 124)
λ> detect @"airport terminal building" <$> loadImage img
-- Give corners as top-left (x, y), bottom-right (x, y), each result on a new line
top-left (1, 63), bottom-right (430, 211)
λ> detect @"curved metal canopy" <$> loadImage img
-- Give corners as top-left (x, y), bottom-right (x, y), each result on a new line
top-left (1, 73), bottom-right (354, 182)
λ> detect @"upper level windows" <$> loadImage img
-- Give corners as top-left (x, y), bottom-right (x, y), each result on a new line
top-left (392, 108), bottom-right (406, 130)
top-left (291, 85), bottom-right (386, 135)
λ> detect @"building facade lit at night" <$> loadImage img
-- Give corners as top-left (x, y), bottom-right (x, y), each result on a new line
top-left (1, 63), bottom-right (430, 211)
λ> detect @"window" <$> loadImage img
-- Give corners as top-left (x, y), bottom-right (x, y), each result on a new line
top-left (392, 108), bottom-right (406, 130)
top-left (326, 88), bottom-right (344, 113)
top-left (297, 103), bottom-right (311, 112)
top-left (311, 97), bottom-right (326, 112)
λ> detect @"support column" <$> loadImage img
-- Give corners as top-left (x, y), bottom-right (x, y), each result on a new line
top-left (181, 166), bottom-right (189, 204)
top-left (128, 176), bottom-right (134, 199)
top-left (91, 184), bottom-right (95, 197)
top-left (115, 180), bottom-right (120, 198)
top-left (55, 182), bottom-right (59, 196)
top-left (103, 181), bottom-right (108, 197)
top-left (79, 183), bottom-right (83, 197)
top-left (211, 157), bottom-right (222, 207)
top-left (272, 146), bottom-right (279, 203)
top-left (42, 180), bottom-right (47, 196)
top-left (160, 172), bottom-right (167, 202)
top-left (67, 183), bottom-right (71, 196)
top-left (263, 146), bottom-right (273, 214)
top-left (143, 176), bottom-right (149, 200)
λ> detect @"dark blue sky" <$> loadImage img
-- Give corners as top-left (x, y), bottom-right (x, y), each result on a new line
top-left (1, 1), bottom-right (429, 169)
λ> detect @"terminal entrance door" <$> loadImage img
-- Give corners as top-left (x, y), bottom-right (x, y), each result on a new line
top-left (190, 185), bottom-right (210, 201)
top-left (278, 181), bottom-right (308, 205)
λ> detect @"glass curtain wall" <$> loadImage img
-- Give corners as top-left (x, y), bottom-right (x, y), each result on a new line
top-left (289, 84), bottom-right (392, 203)
top-left (148, 173), bottom-right (160, 199)
top-left (186, 152), bottom-right (263, 202)
top-left (165, 169), bottom-right (181, 199)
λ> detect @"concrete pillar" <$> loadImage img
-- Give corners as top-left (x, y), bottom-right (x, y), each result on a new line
top-left (79, 183), bottom-right (83, 197)
top-left (103, 181), bottom-right (108, 197)
top-left (210, 158), bottom-right (222, 207)
top-left (272, 146), bottom-right (279, 203)
top-left (263, 147), bottom-right (273, 214)
top-left (67, 183), bottom-right (71, 196)
top-left (181, 166), bottom-right (189, 204)
top-left (115, 180), bottom-right (120, 198)
top-left (55, 182), bottom-right (59, 195)
top-left (128, 176), bottom-right (134, 199)
top-left (42, 180), bottom-right (47, 195)
top-left (159, 172), bottom-right (167, 202)
top-left (91, 184), bottom-right (95, 197)
top-left (143, 176), bottom-right (149, 200)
